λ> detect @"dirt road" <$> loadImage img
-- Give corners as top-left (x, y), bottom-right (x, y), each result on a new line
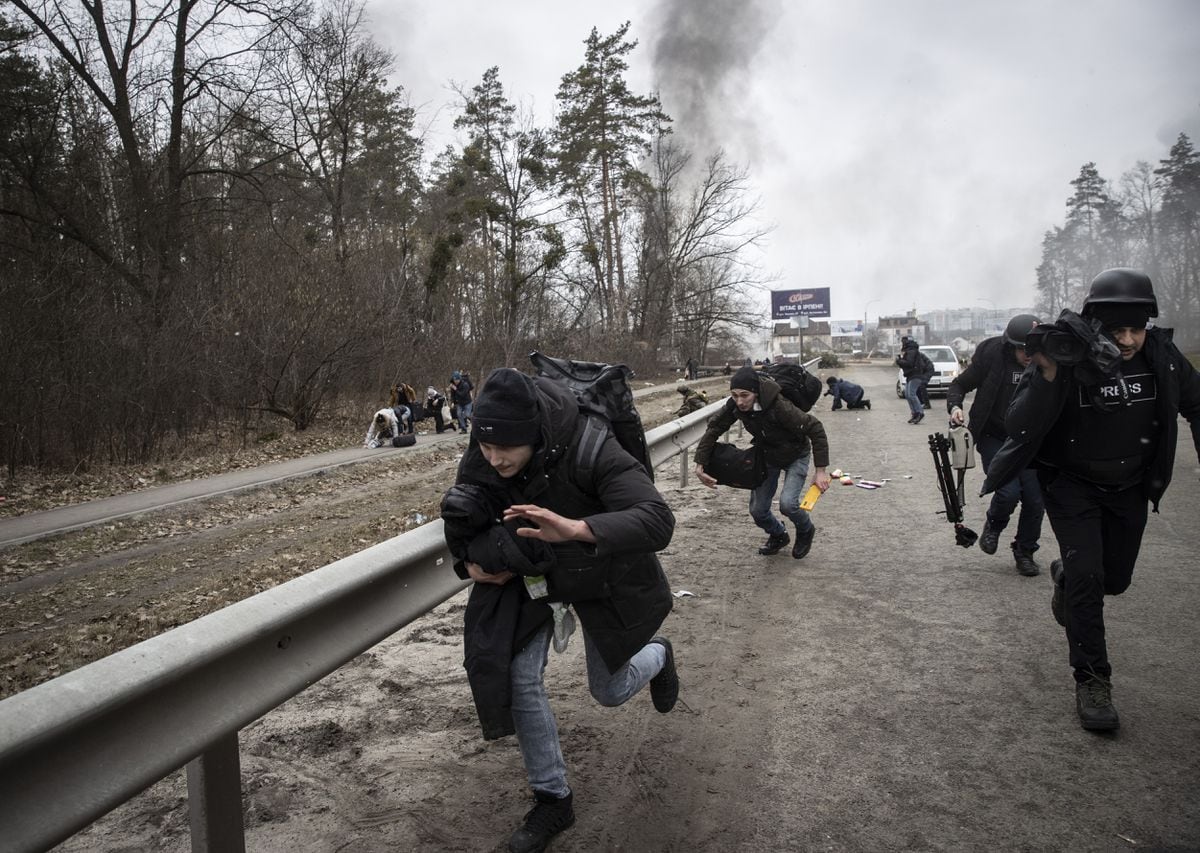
top-left (31, 365), bottom-right (1200, 850)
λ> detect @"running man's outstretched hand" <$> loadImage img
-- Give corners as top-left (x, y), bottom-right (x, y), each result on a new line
top-left (504, 504), bottom-right (596, 544)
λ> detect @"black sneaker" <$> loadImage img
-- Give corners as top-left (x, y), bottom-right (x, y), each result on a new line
top-left (509, 791), bottom-right (576, 853)
top-left (906, 415), bottom-right (918, 424)
top-left (923, 402), bottom-right (932, 410)
top-left (979, 519), bottom-right (999, 555)
top-left (791, 525), bottom-right (816, 559)
top-left (912, 412), bottom-right (925, 425)
top-left (1014, 551), bottom-right (1040, 576)
top-left (1050, 559), bottom-right (1066, 627)
top-left (1075, 676), bottom-right (1120, 731)
top-left (649, 637), bottom-right (679, 713)
top-left (758, 531), bottom-right (790, 555)
top-left (863, 399), bottom-right (871, 410)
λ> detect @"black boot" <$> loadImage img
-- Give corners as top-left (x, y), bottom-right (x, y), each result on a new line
top-left (863, 399), bottom-right (871, 410)
top-left (649, 637), bottom-right (679, 713)
top-left (758, 530), bottom-right (790, 556)
top-left (509, 791), bottom-right (576, 853)
top-left (1075, 676), bottom-right (1120, 732)
top-left (1013, 550), bottom-right (1040, 576)
top-left (979, 519), bottom-right (999, 555)
top-left (791, 525), bottom-right (816, 559)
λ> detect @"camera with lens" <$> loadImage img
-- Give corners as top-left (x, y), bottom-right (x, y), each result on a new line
top-left (1024, 309), bottom-right (1122, 377)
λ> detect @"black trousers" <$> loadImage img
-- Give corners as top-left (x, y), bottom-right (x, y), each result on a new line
top-left (1039, 470), bottom-right (1147, 681)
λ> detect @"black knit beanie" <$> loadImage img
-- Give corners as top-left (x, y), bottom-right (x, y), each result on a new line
top-left (472, 368), bottom-right (541, 446)
top-left (730, 366), bottom-right (760, 393)
top-left (1087, 303), bottom-right (1151, 331)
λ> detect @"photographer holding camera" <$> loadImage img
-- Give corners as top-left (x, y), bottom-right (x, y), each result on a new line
top-left (947, 314), bottom-right (1045, 577)
top-left (985, 269), bottom-right (1200, 732)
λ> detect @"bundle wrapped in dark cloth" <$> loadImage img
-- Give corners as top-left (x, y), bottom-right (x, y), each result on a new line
top-left (440, 481), bottom-right (556, 739)
top-left (441, 483), bottom-right (504, 545)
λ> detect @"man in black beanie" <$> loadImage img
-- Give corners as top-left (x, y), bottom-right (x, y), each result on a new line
top-left (983, 269), bottom-right (1200, 732)
top-left (692, 365), bottom-right (832, 559)
top-left (443, 367), bottom-right (679, 852)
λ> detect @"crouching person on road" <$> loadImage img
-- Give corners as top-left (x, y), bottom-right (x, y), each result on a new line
top-left (693, 366), bottom-right (831, 560)
top-left (441, 367), bottom-right (679, 853)
top-left (363, 408), bottom-right (399, 448)
top-left (824, 376), bottom-right (870, 410)
top-left (985, 270), bottom-right (1200, 732)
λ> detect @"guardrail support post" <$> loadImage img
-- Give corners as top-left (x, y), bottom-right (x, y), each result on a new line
top-left (680, 447), bottom-right (689, 487)
top-left (186, 732), bottom-right (246, 853)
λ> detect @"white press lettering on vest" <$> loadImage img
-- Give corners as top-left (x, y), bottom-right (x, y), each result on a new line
top-left (1078, 373), bottom-right (1156, 407)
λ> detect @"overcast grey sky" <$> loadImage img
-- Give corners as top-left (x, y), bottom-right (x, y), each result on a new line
top-left (371, 0), bottom-right (1200, 322)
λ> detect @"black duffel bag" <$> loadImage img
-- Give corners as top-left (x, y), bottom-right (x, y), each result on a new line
top-left (703, 442), bottom-right (766, 489)
top-left (391, 434), bottom-right (417, 448)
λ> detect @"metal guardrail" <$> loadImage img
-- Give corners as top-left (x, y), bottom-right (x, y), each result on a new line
top-left (0, 399), bottom-right (724, 853)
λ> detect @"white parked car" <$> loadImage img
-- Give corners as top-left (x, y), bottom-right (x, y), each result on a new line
top-left (895, 345), bottom-right (962, 397)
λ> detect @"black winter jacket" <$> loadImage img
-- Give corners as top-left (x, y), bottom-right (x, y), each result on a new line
top-left (446, 377), bottom-right (675, 736)
top-left (896, 343), bottom-right (933, 380)
top-left (946, 336), bottom-right (1024, 441)
top-left (693, 378), bottom-right (830, 470)
top-left (983, 327), bottom-right (1200, 511)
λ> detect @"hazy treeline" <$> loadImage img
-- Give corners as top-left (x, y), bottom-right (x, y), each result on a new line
top-left (0, 2), bottom-right (767, 473)
top-left (1036, 137), bottom-right (1200, 345)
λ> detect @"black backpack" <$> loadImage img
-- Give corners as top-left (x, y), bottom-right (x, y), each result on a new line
top-left (529, 351), bottom-right (654, 481)
top-left (760, 362), bottom-right (823, 412)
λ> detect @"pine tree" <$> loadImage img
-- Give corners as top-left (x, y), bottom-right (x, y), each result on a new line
top-left (554, 22), bottom-right (670, 337)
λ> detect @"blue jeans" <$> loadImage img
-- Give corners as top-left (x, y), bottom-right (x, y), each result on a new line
top-left (977, 433), bottom-right (1044, 554)
top-left (749, 454), bottom-right (815, 537)
top-left (456, 401), bottom-right (473, 432)
top-left (904, 377), bottom-right (924, 416)
top-left (510, 622), bottom-right (666, 797)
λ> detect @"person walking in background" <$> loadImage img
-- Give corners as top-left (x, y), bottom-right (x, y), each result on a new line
top-left (896, 337), bottom-right (932, 424)
top-left (946, 314), bottom-right (1044, 576)
top-left (693, 366), bottom-right (832, 560)
top-left (441, 368), bottom-right (679, 852)
top-left (984, 269), bottom-right (1200, 731)
top-left (426, 386), bottom-right (454, 433)
top-left (450, 370), bottom-right (474, 432)
top-left (824, 376), bottom-right (871, 410)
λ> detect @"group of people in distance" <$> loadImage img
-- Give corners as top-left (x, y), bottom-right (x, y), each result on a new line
top-left (421, 268), bottom-right (1199, 853)
top-left (363, 370), bottom-right (476, 448)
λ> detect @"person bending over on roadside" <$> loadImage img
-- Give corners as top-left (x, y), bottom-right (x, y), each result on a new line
top-left (946, 314), bottom-right (1045, 577)
top-left (674, 385), bottom-right (709, 417)
top-left (824, 376), bottom-right (871, 410)
top-left (984, 269), bottom-right (1200, 732)
top-left (441, 367), bottom-right (679, 853)
top-left (363, 408), bottom-right (399, 448)
top-left (693, 366), bottom-right (832, 560)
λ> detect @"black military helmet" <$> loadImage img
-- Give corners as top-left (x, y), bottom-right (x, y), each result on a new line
top-left (1003, 313), bottom-right (1040, 347)
top-left (1081, 268), bottom-right (1158, 318)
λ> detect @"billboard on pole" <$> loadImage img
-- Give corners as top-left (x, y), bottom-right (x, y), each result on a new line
top-left (771, 287), bottom-right (831, 319)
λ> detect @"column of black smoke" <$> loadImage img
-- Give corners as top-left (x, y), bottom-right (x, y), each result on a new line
top-left (650, 0), bottom-right (780, 163)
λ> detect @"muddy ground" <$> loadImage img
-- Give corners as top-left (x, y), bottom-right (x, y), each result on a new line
top-left (6, 366), bottom-right (1200, 852)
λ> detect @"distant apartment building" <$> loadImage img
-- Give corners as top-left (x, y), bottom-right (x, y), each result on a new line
top-left (877, 312), bottom-right (928, 351)
top-left (922, 306), bottom-right (1032, 337)
top-left (770, 320), bottom-right (831, 361)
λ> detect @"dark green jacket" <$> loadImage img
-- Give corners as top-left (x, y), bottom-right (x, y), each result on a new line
top-left (694, 378), bottom-right (830, 470)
